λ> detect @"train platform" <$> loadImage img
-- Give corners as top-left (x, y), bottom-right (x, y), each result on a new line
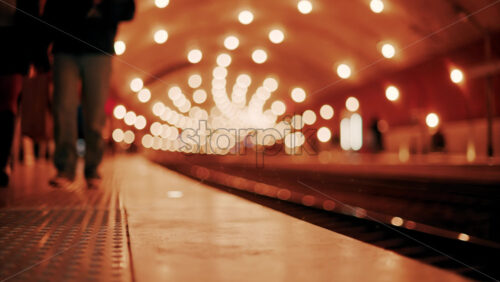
top-left (0, 155), bottom-right (468, 281)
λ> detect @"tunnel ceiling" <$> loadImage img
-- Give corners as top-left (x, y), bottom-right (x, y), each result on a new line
top-left (111, 0), bottom-right (500, 119)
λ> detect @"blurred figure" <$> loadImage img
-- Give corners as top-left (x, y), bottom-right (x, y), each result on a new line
top-left (431, 129), bottom-right (446, 152)
top-left (0, 0), bottom-right (48, 187)
top-left (43, 0), bottom-right (135, 189)
top-left (370, 118), bottom-right (384, 153)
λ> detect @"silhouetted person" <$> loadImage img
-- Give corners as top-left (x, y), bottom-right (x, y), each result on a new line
top-left (0, 0), bottom-right (48, 187)
top-left (43, 0), bottom-right (135, 189)
top-left (370, 118), bottom-right (383, 153)
top-left (431, 129), bottom-right (446, 152)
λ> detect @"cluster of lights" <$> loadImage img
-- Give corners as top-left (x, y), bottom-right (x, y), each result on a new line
top-left (118, 0), bottom-right (451, 153)
top-left (113, 104), bottom-right (147, 130)
top-left (112, 128), bottom-right (135, 144)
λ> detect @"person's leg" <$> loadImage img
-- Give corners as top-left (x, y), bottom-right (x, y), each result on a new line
top-left (0, 74), bottom-right (22, 187)
top-left (52, 54), bottom-right (80, 180)
top-left (79, 54), bottom-right (112, 181)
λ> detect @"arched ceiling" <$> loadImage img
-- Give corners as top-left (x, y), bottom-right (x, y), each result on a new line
top-left (111, 0), bottom-right (500, 122)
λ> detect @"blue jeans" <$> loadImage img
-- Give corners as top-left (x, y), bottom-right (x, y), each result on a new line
top-left (53, 54), bottom-right (111, 179)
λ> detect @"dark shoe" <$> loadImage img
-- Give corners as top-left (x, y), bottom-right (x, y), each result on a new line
top-left (49, 174), bottom-right (74, 189)
top-left (0, 171), bottom-right (8, 188)
top-left (86, 177), bottom-right (102, 189)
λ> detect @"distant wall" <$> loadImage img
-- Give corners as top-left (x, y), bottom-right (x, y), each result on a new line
top-left (383, 118), bottom-right (500, 158)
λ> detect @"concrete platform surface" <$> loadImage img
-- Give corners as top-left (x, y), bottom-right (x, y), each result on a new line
top-left (0, 156), bottom-right (468, 281)
top-left (113, 156), bottom-right (467, 282)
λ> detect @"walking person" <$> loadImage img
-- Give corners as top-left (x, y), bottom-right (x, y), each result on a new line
top-left (0, 0), bottom-right (48, 187)
top-left (42, 0), bottom-right (135, 188)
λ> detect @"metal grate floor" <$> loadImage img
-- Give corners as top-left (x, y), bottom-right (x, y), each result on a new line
top-left (0, 166), bottom-right (132, 282)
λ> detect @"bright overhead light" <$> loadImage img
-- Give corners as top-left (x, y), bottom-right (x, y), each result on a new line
top-left (112, 129), bottom-right (124, 142)
top-left (216, 53), bottom-right (232, 67)
top-left (252, 49), bottom-right (267, 64)
top-left (138, 88), bottom-right (151, 103)
top-left (155, 0), bottom-right (169, 8)
top-left (263, 77), bottom-right (278, 92)
top-left (320, 104), bottom-right (334, 120)
top-left (291, 87), bottom-right (306, 103)
top-left (302, 110), bottom-right (317, 125)
top-left (346, 97), bottom-right (360, 112)
top-left (426, 113), bottom-right (439, 128)
top-left (381, 43), bottom-right (395, 58)
top-left (370, 0), bottom-right (384, 13)
top-left (224, 35), bottom-right (240, 50)
top-left (193, 89), bottom-right (207, 104)
top-left (317, 127), bottom-right (332, 143)
top-left (271, 100), bottom-right (286, 116)
top-left (154, 29), bottom-right (168, 44)
top-left (238, 10), bottom-right (254, 25)
top-left (187, 49), bottom-right (202, 64)
top-left (337, 64), bottom-right (352, 79)
top-left (297, 0), bottom-right (313, 14)
top-left (188, 74), bottom-right (202, 89)
top-left (113, 105), bottom-right (126, 119)
top-left (236, 74), bottom-right (252, 88)
top-left (114, 41), bottom-right (126, 55)
top-left (269, 29), bottom-right (285, 44)
top-left (450, 68), bottom-right (464, 84)
top-left (385, 86), bottom-right (400, 101)
top-left (130, 78), bottom-right (143, 92)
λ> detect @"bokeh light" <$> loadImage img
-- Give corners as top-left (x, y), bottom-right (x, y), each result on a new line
top-left (123, 130), bottom-right (135, 144)
top-left (370, 0), bottom-right (384, 13)
top-left (317, 127), bottom-right (332, 143)
top-left (134, 115), bottom-right (147, 130)
top-left (193, 89), bottom-right (207, 104)
top-left (450, 68), bottom-right (464, 84)
top-left (269, 29), bottom-right (285, 44)
top-left (263, 77), bottom-right (279, 92)
top-left (385, 86), bottom-right (400, 101)
top-left (130, 78), bottom-right (143, 92)
top-left (271, 100), bottom-right (286, 116)
top-left (138, 88), bottom-right (151, 103)
top-left (346, 97), bottom-right (360, 112)
top-left (112, 129), bottom-right (124, 142)
top-left (224, 35), bottom-right (240, 50)
top-left (187, 49), bottom-right (203, 63)
top-left (297, 0), bottom-right (313, 14)
top-left (114, 41), bottom-right (126, 55)
top-left (238, 10), bottom-right (254, 25)
top-left (188, 74), bottom-right (202, 88)
top-left (252, 49), bottom-right (268, 64)
top-left (320, 104), bottom-right (334, 120)
top-left (381, 43), bottom-right (395, 58)
top-left (337, 64), bottom-right (352, 79)
top-left (291, 87), bottom-right (306, 103)
top-left (302, 110), bottom-right (317, 125)
top-left (154, 29), bottom-right (168, 44)
top-left (155, 0), bottom-right (169, 8)
top-left (426, 113), bottom-right (439, 128)
top-left (113, 105), bottom-right (126, 119)
top-left (216, 53), bottom-right (232, 67)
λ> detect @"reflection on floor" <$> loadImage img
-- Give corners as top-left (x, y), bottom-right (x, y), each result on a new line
top-left (0, 155), bottom-right (466, 281)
